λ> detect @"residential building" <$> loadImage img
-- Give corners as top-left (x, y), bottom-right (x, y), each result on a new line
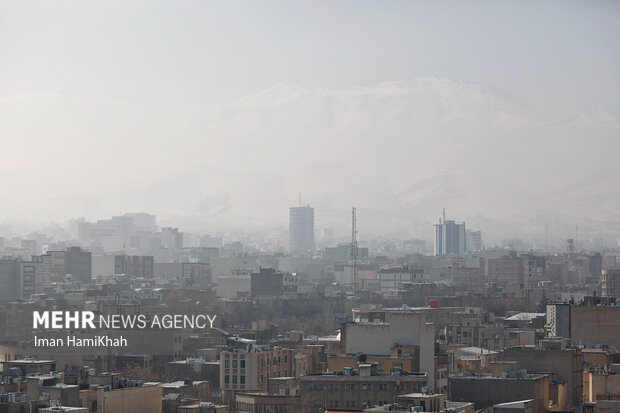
top-left (65, 246), bottom-right (92, 284)
top-left (235, 392), bottom-right (299, 413)
top-left (343, 307), bottom-right (435, 389)
top-left (220, 338), bottom-right (294, 402)
top-left (602, 269), bottom-right (620, 297)
top-left (502, 339), bottom-right (583, 409)
top-left (448, 373), bottom-right (549, 413)
top-left (300, 365), bottom-right (428, 413)
top-left (377, 267), bottom-right (425, 293)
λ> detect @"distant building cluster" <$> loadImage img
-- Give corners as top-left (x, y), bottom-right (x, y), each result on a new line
top-left (0, 207), bottom-right (619, 413)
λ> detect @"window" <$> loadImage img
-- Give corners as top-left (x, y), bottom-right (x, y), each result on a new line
top-left (232, 375), bottom-right (237, 384)
top-left (346, 401), bottom-right (356, 408)
top-left (240, 375), bottom-right (245, 385)
top-left (346, 383), bottom-right (356, 391)
top-left (224, 375), bottom-right (229, 384)
top-left (240, 360), bottom-right (245, 369)
top-left (224, 360), bottom-right (230, 368)
top-left (233, 360), bottom-right (238, 369)
top-left (362, 383), bottom-right (373, 391)
top-left (284, 355), bottom-right (288, 363)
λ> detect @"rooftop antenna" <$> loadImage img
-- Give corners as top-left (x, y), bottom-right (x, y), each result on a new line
top-left (443, 208), bottom-right (446, 223)
top-left (352, 207), bottom-right (358, 289)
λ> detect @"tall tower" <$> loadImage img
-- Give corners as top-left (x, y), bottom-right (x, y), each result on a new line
top-left (434, 211), bottom-right (466, 256)
top-left (289, 204), bottom-right (314, 256)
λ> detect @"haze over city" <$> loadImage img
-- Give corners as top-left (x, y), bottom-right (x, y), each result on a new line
top-left (3, 3), bottom-right (620, 413)
top-left (1, 1), bottom-right (619, 244)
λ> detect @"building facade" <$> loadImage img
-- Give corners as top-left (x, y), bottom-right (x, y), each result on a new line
top-left (289, 206), bottom-right (314, 256)
top-left (434, 217), bottom-right (466, 257)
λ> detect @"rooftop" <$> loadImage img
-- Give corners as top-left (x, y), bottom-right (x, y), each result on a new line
top-left (504, 313), bottom-right (545, 321)
top-left (5, 359), bottom-right (55, 364)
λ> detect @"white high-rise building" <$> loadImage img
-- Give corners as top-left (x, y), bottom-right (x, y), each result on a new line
top-left (289, 205), bottom-right (314, 256)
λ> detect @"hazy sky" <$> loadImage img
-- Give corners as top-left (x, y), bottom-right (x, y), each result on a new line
top-left (2, 1), bottom-right (618, 113)
top-left (1, 1), bottom-right (619, 240)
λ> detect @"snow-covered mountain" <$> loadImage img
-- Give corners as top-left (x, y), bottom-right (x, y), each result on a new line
top-left (1, 78), bottom-right (618, 240)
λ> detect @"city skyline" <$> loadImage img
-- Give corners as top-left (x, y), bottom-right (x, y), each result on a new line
top-left (2, 2), bottom-right (620, 413)
top-left (1, 1), bottom-right (619, 243)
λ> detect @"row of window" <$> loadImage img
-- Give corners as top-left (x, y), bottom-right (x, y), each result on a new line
top-left (236, 403), bottom-right (291, 413)
top-left (260, 371), bottom-right (288, 383)
top-left (306, 383), bottom-right (408, 392)
top-left (224, 374), bottom-right (246, 385)
top-left (224, 359), bottom-right (246, 369)
top-left (327, 401), bottom-right (377, 408)
top-left (259, 355), bottom-right (288, 367)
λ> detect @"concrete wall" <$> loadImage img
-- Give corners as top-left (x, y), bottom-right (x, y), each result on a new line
top-left (216, 276), bottom-right (251, 298)
top-left (448, 376), bottom-right (549, 413)
top-left (588, 371), bottom-right (620, 402)
top-left (344, 313), bottom-right (435, 389)
top-left (92, 255), bottom-right (115, 277)
top-left (0, 260), bottom-right (21, 301)
top-left (154, 263), bottom-right (183, 279)
top-left (102, 385), bottom-right (162, 413)
top-left (503, 346), bottom-right (582, 408)
top-left (251, 271), bottom-right (283, 299)
top-left (571, 306), bottom-right (620, 349)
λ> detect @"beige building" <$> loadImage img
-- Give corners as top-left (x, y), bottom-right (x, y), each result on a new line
top-left (585, 364), bottom-right (620, 403)
top-left (220, 338), bottom-right (294, 401)
top-left (451, 347), bottom-right (500, 374)
top-left (79, 383), bottom-right (162, 413)
top-left (235, 392), bottom-right (299, 413)
top-left (328, 353), bottom-right (418, 374)
top-left (448, 373), bottom-right (550, 413)
top-left (345, 307), bottom-right (436, 389)
top-left (300, 365), bottom-right (428, 413)
top-left (602, 269), bottom-right (620, 297)
top-left (502, 340), bottom-right (583, 410)
top-left (571, 304), bottom-right (620, 350)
